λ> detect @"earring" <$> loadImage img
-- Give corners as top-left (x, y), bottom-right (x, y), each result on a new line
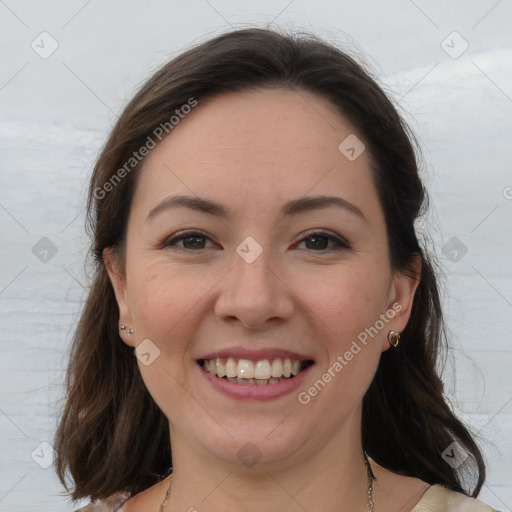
top-left (119, 324), bottom-right (126, 331)
top-left (388, 330), bottom-right (400, 348)
top-left (127, 328), bottom-right (134, 335)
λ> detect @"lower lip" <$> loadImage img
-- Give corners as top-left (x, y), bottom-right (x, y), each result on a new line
top-left (198, 363), bottom-right (313, 401)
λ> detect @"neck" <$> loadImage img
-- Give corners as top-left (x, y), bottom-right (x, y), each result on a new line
top-left (165, 420), bottom-right (371, 512)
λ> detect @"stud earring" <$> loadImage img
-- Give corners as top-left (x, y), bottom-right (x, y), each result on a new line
top-left (119, 324), bottom-right (134, 335)
top-left (388, 330), bottom-right (400, 348)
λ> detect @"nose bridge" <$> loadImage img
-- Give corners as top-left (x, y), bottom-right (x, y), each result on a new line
top-left (232, 238), bottom-right (277, 302)
top-left (214, 237), bottom-right (293, 328)
top-left (235, 241), bottom-right (274, 288)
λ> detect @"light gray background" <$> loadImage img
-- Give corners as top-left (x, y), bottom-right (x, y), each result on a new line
top-left (0, 1), bottom-right (511, 510)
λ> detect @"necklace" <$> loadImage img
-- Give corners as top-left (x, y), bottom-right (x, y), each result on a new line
top-left (159, 473), bottom-right (173, 512)
top-left (159, 452), bottom-right (376, 511)
top-left (364, 451), bottom-right (376, 511)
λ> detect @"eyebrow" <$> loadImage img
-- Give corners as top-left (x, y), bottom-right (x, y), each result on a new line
top-left (146, 194), bottom-right (367, 223)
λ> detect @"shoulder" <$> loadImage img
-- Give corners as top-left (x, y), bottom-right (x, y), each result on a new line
top-left (74, 477), bottom-right (169, 512)
top-left (74, 491), bottom-right (131, 512)
top-left (412, 484), bottom-right (500, 512)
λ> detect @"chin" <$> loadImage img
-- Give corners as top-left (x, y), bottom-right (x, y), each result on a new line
top-left (195, 423), bottom-right (309, 470)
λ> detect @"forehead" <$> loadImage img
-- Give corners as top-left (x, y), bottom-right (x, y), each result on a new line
top-left (131, 88), bottom-right (380, 223)
top-left (149, 88), bottom-right (358, 165)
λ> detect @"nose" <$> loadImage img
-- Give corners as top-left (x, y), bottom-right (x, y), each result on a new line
top-left (214, 245), bottom-right (295, 329)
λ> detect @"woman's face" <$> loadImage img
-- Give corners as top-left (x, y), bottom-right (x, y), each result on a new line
top-left (106, 88), bottom-right (418, 470)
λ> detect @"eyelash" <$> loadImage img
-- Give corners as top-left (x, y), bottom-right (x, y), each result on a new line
top-left (161, 229), bottom-right (350, 253)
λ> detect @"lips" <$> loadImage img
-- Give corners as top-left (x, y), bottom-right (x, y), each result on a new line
top-left (198, 359), bottom-right (314, 401)
top-left (196, 347), bottom-right (314, 400)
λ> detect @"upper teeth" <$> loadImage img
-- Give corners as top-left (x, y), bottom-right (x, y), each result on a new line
top-left (203, 357), bottom-right (303, 379)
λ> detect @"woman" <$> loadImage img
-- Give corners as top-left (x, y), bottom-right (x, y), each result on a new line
top-left (54, 27), bottom-right (500, 512)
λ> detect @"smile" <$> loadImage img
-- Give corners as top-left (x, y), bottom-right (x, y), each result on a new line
top-left (198, 357), bottom-right (314, 385)
top-left (197, 353), bottom-right (315, 401)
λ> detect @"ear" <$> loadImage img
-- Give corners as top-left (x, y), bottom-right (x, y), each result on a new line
top-left (381, 253), bottom-right (421, 352)
top-left (103, 247), bottom-right (136, 348)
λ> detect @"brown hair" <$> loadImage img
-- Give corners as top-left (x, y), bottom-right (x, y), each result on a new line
top-left (54, 27), bottom-right (486, 501)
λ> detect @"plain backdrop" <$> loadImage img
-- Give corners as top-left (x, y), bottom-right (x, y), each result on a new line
top-left (0, 1), bottom-right (511, 510)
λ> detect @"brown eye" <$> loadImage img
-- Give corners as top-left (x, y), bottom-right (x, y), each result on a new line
top-left (296, 230), bottom-right (350, 251)
top-left (181, 235), bottom-right (206, 249)
top-left (304, 235), bottom-right (330, 250)
top-left (162, 231), bottom-right (215, 251)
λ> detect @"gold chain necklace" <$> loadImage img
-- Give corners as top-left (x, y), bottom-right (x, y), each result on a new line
top-left (159, 452), bottom-right (376, 511)
top-left (158, 473), bottom-right (173, 512)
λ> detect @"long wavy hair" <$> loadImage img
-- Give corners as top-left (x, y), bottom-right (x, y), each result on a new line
top-left (54, 27), bottom-right (486, 501)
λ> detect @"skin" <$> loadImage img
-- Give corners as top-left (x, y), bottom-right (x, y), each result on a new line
top-left (105, 88), bottom-right (428, 511)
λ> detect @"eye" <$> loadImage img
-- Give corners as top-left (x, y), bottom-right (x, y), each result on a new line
top-left (161, 230), bottom-right (216, 251)
top-left (161, 229), bottom-right (350, 252)
top-left (295, 230), bottom-right (350, 251)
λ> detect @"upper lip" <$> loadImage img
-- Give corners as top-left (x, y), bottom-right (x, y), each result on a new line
top-left (198, 347), bottom-right (314, 362)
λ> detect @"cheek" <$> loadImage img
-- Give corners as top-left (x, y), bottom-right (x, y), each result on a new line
top-left (128, 260), bottom-right (212, 335)
top-left (127, 263), bottom-right (200, 416)
top-left (124, 263), bottom-right (199, 382)
top-left (296, 263), bottom-right (390, 344)
top-left (125, 260), bottom-right (226, 394)
top-left (297, 268), bottom-right (388, 417)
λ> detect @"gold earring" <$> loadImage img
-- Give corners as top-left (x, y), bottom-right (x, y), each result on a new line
top-left (388, 330), bottom-right (400, 348)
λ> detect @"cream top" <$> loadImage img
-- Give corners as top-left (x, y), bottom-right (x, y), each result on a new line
top-left (75, 483), bottom-right (501, 511)
top-left (411, 484), bottom-right (500, 512)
